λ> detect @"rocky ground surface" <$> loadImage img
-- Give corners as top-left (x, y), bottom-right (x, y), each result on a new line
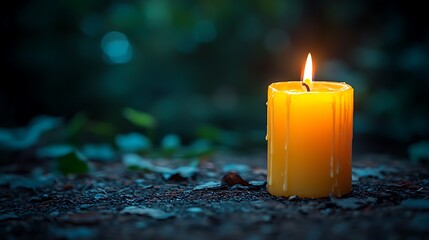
top-left (1, 152), bottom-right (429, 240)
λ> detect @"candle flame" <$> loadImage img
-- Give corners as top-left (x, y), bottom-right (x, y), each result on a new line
top-left (302, 53), bottom-right (313, 91)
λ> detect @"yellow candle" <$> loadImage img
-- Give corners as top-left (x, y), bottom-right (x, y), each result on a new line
top-left (266, 53), bottom-right (354, 198)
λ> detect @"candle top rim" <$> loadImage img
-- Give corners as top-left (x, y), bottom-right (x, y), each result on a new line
top-left (269, 81), bottom-right (352, 94)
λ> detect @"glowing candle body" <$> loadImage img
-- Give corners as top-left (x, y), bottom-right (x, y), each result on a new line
top-left (267, 81), bottom-right (353, 198)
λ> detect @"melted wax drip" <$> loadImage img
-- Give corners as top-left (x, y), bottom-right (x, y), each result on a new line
top-left (283, 94), bottom-right (291, 192)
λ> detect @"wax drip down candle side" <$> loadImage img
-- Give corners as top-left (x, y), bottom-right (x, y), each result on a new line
top-left (266, 53), bottom-right (354, 198)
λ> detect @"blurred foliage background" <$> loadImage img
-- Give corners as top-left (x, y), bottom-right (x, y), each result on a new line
top-left (1, 0), bottom-right (428, 163)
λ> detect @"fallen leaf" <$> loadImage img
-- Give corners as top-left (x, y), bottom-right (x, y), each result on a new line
top-left (0, 115), bottom-right (62, 150)
top-left (37, 144), bottom-right (74, 158)
top-left (163, 165), bottom-right (197, 180)
top-left (193, 181), bottom-right (222, 190)
top-left (66, 112), bottom-right (87, 138)
top-left (123, 108), bottom-right (156, 129)
top-left (81, 143), bottom-right (116, 162)
top-left (116, 133), bottom-right (152, 152)
top-left (186, 207), bottom-right (203, 213)
top-left (249, 180), bottom-right (266, 187)
top-left (222, 163), bottom-right (250, 173)
top-left (121, 206), bottom-right (174, 220)
top-left (135, 179), bottom-right (153, 189)
top-left (86, 120), bottom-right (116, 137)
top-left (123, 154), bottom-right (198, 180)
top-left (183, 139), bottom-right (214, 158)
top-left (56, 152), bottom-right (90, 175)
top-left (0, 174), bottom-right (55, 189)
top-left (161, 134), bottom-right (181, 151)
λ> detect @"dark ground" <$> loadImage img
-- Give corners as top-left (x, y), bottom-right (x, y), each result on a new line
top-left (1, 151), bottom-right (429, 240)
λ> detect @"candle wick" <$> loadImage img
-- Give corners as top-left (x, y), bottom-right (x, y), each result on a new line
top-left (302, 82), bottom-right (310, 92)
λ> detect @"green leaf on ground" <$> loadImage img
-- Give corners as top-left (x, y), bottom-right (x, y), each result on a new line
top-left (160, 134), bottom-right (181, 156)
top-left (123, 107), bottom-right (156, 129)
top-left (66, 112), bottom-right (87, 138)
top-left (37, 144), bottom-right (74, 158)
top-left (121, 206), bottom-right (175, 220)
top-left (56, 152), bottom-right (89, 175)
top-left (87, 120), bottom-right (116, 137)
top-left (161, 134), bottom-right (181, 150)
top-left (0, 115), bottom-right (62, 150)
top-left (0, 173), bottom-right (55, 189)
top-left (195, 125), bottom-right (222, 142)
top-left (81, 144), bottom-right (116, 161)
top-left (116, 132), bottom-right (152, 152)
top-left (122, 154), bottom-right (198, 180)
top-left (183, 139), bottom-right (215, 158)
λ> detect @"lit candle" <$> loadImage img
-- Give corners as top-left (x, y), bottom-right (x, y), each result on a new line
top-left (266, 53), bottom-right (354, 198)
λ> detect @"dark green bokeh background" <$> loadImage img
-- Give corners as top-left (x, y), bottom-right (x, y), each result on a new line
top-left (1, 0), bottom-right (428, 156)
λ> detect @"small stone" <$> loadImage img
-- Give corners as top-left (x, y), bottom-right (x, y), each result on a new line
top-left (79, 204), bottom-right (92, 209)
top-left (221, 171), bottom-right (249, 186)
top-left (50, 211), bottom-right (60, 217)
top-left (186, 207), bottom-right (203, 213)
top-left (94, 193), bottom-right (108, 200)
top-left (288, 195), bottom-right (298, 201)
top-left (29, 194), bottom-right (52, 203)
top-left (135, 179), bottom-right (144, 184)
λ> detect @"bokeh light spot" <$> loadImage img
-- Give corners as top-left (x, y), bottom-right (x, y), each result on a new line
top-left (101, 31), bottom-right (132, 64)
